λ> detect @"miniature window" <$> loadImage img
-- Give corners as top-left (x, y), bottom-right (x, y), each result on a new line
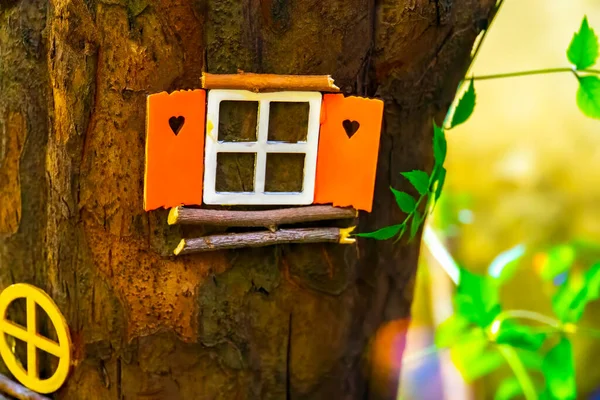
top-left (204, 90), bottom-right (322, 205)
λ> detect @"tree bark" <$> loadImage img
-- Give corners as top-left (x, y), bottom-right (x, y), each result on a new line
top-left (0, 1), bottom-right (495, 399)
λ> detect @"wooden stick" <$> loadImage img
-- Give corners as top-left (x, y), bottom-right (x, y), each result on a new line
top-left (174, 227), bottom-right (355, 255)
top-left (201, 72), bottom-right (340, 92)
top-left (168, 205), bottom-right (357, 228)
top-left (0, 373), bottom-right (50, 400)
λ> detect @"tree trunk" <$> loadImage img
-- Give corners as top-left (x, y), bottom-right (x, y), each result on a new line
top-left (0, 1), bottom-right (495, 399)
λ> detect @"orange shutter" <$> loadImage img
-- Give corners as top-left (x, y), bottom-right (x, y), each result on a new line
top-left (144, 90), bottom-right (206, 211)
top-left (314, 94), bottom-right (384, 212)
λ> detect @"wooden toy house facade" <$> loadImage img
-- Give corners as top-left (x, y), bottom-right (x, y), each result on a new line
top-left (145, 75), bottom-right (383, 212)
top-left (144, 74), bottom-right (384, 253)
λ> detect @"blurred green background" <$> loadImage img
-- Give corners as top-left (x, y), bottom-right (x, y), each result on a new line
top-left (401, 0), bottom-right (600, 399)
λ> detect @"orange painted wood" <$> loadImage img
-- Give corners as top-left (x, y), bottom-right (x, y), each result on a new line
top-left (144, 90), bottom-right (206, 211)
top-left (314, 94), bottom-right (384, 212)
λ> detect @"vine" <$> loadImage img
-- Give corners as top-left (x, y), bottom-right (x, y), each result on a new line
top-left (357, 15), bottom-right (600, 241)
top-left (358, 13), bottom-right (600, 400)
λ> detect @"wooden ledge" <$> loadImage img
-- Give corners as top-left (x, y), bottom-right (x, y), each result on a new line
top-left (168, 205), bottom-right (358, 228)
top-left (201, 72), bottom-right (340, 92)
top-left (174, 227), bottom-right (356, 255)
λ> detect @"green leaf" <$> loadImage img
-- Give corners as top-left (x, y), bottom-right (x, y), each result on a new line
top-left (584, 261), bottom-right (600, 299)
top-left (449, 79), bottom-right (476, 128)
top-left (517, 349), bottom-right (544, 371)
top-left (455, 268), bottom-right (501, 327)
top-left (494, 322), bottom-right (547, 351)
top-left (435, 315), bottom-right (472, 348)
top-left (434, 167), bottom-right (446, 201)
top-left (569, 264), bottom-right (600, 319)
top-left (553, 280), bottom-right (585, 323)
top-left (390, 187), bottom-right (416, 213)
top-left (355, 224), bottom-right (403, 240)
top-left (542, 338), bottom-right (576, 400)
top-left (428, 165), bottom-right (447, 214)
top-left (465, 350), bottom-right (504, 382)
top-left (450, 328), bottom-right (503, 381)
top-left (567, 16), bottom-right (599, 70)
top-left (401, 170), bottom-right (430, 195)
top-left (495, 377), bottom-right (523, 400)
top-left (409, 210), bottom-right (423, 240)
top-left (540, 245), bottom-right (576, 281)
top-left (553, 263), bottom-right (600, 323)
top-left (433, 122), bottom-right (447, 165)
top-left (430, 122), bottom-right (448, 211)
top-left (576, 75), bottom-right (600, 119)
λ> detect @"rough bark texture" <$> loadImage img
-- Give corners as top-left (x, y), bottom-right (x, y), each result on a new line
top-left (0, 0), bottom-right (495, 399)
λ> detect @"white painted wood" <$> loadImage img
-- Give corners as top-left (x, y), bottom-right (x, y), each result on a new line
top-left (204, 90), bottom-right (322, 205)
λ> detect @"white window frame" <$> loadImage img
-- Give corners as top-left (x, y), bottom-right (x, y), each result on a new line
top-left (203, 89), bottom-right (322, 205)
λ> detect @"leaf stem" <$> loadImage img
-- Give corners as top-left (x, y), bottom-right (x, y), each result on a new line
top-left (470, 0), bottom-right (505, 65)
top-left (393, 192), bottom-right (428, 242)
top-left (564, 324), bottom-right (600, 339)
top-left (471, 67), bottom-right (600, 81)
top-left (493, 310), bottom-right (600, 338)
top-left (498, 345), bottom-right (538, 400)
top-left (494, 310), bottom-right (562, 329)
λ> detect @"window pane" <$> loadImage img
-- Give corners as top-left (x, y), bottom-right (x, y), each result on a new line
top-left (204, 89), bottom-right (321, 205)
top-left (216, 153), bottom-right (256, 192)
top-left (265, 153), bottom-right (305, 192)
top-left (268, 102), bottom-right (309, 143)
top-left (218, 101), bottom-right (258, 142)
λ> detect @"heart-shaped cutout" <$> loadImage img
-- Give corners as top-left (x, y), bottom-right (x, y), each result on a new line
top-left (169, 116), bottom-right (185, 135)
top-left (342, 119), bottom-right (360, 138)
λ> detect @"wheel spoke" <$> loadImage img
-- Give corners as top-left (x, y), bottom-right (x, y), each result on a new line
top-left (0, 320), bottom-right (29, 343)
top-left (33, 334), bottom-right (63, 358)
top-left (26, 297), bottom-right (37, 378)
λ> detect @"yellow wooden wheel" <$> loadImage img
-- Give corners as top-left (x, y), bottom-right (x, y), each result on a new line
top-left (0, 284), bottom-right (71, 394)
